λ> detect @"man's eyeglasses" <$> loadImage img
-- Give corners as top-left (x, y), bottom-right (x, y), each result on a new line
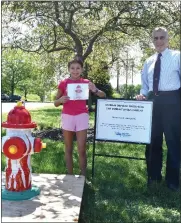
top-left (153, 36), bottom-right (166, 41)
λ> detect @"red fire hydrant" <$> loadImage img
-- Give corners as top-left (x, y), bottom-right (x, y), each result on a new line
top-left (2, 101), bottom-right (46, 200)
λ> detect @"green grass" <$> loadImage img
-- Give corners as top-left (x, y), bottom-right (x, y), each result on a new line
top-left (1, 106), bottom-right (180, 223)
top-left (30, 107), bottom-right (61, 130)
top-left (25, 93), bottom-right (41, 101)
top-left (80, 143), bottom-right (180, 223)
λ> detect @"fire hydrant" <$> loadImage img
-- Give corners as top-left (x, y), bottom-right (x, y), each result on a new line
top-left (2, 101), bottom-right (46, 200)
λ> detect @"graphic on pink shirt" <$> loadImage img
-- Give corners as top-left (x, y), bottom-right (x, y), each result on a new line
top-left (75, 85), bottom-right (83, 99)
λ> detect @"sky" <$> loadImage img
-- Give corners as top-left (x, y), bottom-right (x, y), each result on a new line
top-left (110, 72), bottom-right (141, 88)
top-left (109, 43), bottom-right (143, 88)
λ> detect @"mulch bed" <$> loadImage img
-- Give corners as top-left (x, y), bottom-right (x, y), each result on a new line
top-left (33, 128), bottom-right (95, 142)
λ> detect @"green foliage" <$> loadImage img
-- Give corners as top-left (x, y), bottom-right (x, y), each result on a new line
top-left (91, 82), bottom-right (114, 105)
top-left (28, 53), bottom-right (57, 102)
top-left (169, 32), bottom-right (180, 50)
top-left (51, 91), bottom-right (58, 102)
top-left (2, 49), bottom-right (34, 95)
top-left (140, 46), bottom-right (155, 66)
top-left (2, 48), bottom-right (57, 101)
top-left (112, 90), bottom-right (121, 98)
top-left (1, 129), bottom-right (6, 137)
top-left (26, 94), bottom-right (40, 102)
top-left (88, 67), bottom-right (113, 98)
top-left (2, 114), bottom-right (7, 122)
top-left (97, 83), bottom-right (113, 97)
top-left (119, 84), bottom-right (141, 99)
top-left (85, 59), bottom-right (114, 105)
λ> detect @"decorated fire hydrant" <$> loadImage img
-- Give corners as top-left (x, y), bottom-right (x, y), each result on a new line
top-left (2, 101), bottom-right (46, 200)
top-left (75, 85), bottom-right (82, 99)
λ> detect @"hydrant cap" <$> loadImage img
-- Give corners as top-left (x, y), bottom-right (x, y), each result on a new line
top-left (2, 101), bottom-right (37, 129)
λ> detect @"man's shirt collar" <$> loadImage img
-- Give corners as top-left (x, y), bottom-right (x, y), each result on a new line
top-left (156, 48), bottom-right (169, 58)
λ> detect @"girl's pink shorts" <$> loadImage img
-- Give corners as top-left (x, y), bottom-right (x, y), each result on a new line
top-left (61, 113), bottom-right (89, 132)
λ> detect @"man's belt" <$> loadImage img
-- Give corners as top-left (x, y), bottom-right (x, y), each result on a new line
top-left (147, 89), bottom-right (180, 99)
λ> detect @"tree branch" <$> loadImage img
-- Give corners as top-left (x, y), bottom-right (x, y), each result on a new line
top-left (47, 46), bottom-right (75, 53)
top-left (54, 2), bottom-right (83, 56)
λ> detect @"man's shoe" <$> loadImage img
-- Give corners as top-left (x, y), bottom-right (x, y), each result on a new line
top-left (167, 183), bottom-right (179, 192)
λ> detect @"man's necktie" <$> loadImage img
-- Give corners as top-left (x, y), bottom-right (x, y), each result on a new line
top-left (153, 53), bottom-right (162, 94)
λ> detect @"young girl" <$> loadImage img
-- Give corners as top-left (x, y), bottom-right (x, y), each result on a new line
top-left (54, 59), bottom-right (106, 176)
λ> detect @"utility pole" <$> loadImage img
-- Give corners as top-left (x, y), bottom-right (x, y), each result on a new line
top-left (125, 50), bottom-right (128, 99)
top-left (131, 60), bottom-right (134, 85)
top-left (131, 60), bottom-right (134, 99)
top-left (116, 60), bottom-right (120, 92)
top-left (124, 51), bottom-right (135, 99)
top-left (118, 48), bottom-right (135, 99)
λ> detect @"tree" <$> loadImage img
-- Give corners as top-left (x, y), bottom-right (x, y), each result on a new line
top-left (2, 49), bottom-right (57, 101)
top-left (28, 53), bottom-right (57, 102)
top-left (2, 2), bottom-right (180, 101)
top-left (2, 1), bottom-right (180, 63)
top-left (2, 49), bottom-right (33, 96)
top-left (119, 84), bottom-right (141, 99)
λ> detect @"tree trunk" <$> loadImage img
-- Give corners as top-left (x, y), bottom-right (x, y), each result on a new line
top-left (24, 89), bottom-right (27, 100)
top-left (11, 72), bottom-right (15, 95)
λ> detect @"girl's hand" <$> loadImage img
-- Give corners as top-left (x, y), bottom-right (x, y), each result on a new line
top-left (59, 96), bottom-right (70, 103)
top-left (89, 82), bottom-right (97, 93)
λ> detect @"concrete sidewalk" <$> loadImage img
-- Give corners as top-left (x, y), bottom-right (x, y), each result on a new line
top-left (2, 173), bottom-right (85, 222)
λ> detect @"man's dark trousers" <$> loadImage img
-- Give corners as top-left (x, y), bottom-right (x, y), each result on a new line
top-left (146, 90), bottom-right (180, 187)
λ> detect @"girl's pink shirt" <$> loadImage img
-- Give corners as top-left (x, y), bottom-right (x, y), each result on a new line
top-left (58, 77), bottom-right (89, 115)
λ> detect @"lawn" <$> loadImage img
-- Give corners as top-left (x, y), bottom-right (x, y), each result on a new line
top-left (1, 106), bottom-right (180, 223)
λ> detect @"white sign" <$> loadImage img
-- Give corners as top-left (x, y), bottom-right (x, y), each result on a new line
top-left (95, 99), bottom-right (153, 144)
top-left (67, 83), bottom-right (89, 100)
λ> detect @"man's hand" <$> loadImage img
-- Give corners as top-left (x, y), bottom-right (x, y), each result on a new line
top-left (135, 94), bottom-right (146, 100)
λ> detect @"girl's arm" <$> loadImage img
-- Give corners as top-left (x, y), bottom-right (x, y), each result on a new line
top-left (54, 89), bottom-right (63, 107)
top-left (93, 88), bottom-right (106, 98)
top-left (88, 82), bottom-right (106, 98)
top-left (54, 89), bottom-right (70, 107)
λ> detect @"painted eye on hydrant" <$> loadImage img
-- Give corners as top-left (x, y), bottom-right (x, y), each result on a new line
top-left (3, 137), bottom-right (27, 160)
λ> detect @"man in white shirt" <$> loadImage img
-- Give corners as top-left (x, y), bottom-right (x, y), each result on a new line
top-left (136, 27), bottom-right (180, 191)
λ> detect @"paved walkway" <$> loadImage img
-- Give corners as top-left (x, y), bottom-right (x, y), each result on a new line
top-left (2, 173), bottom-right (85, 222)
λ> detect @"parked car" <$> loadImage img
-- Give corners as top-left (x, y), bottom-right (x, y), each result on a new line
top-left (9, 95), bottom-right (21, 102)
top-left (1, 93), bottom-right (10, 102)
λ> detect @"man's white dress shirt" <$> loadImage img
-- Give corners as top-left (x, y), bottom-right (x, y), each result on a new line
top-left (140, 48), bottom-right (180, 96)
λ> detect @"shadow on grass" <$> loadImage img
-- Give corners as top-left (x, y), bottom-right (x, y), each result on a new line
top-left (79, 182), bottom-right (96, 223)
top-left (79, 156), bottom-right (180, 223)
